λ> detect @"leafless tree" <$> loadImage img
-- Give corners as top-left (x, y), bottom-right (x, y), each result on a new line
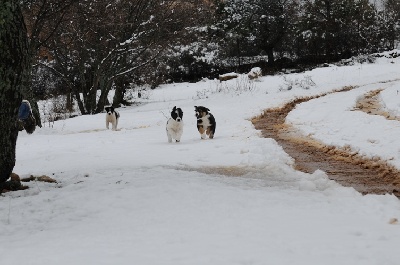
top-left (21, 0), bottom-right (78, 126)
top-left (40, 0), bottom-right (210, 114)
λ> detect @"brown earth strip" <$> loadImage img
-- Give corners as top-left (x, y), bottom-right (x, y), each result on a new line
top-left (252, 87), bottom-right (400, 197)
top-left (355, 89), bottom-right (399, 120)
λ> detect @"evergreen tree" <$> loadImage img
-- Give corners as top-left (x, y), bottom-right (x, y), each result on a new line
top-left (297, 0), bottom-right (379, 61)
top-left (379, 0), bottom-right (400, 49)
top-left (215, 0), bottom-right (296, 65)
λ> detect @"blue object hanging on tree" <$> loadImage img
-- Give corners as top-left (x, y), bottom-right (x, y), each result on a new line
top-left (18, 100), bottom-right (36, 134)
top-left (18, 100), bottom-right (31, 120)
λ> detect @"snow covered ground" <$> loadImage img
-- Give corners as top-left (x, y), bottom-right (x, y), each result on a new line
top-left (1, 52), bottom-right (400, 264)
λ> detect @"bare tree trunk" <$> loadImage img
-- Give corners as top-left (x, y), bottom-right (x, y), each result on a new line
top-left (66, 91), bottom-right (73, 112)
top-left (74, 91), bottom-right (87, 115)
top-left (0, 0), bottom-right (30, 184)
top-left (95, 90), bottom-right (110, 114)
top-left (112, 85), bottom-right (126, 108)
top-left (266, 47), bottom-right (275, 66)
top-left (30, 101), bottom-right (42, 127)
top-left (112, 77), bottom-right (130, 107)
top-left (84, 75), bottom-right (99, 114)
top-left (95, 78), bottom-right (111, 114)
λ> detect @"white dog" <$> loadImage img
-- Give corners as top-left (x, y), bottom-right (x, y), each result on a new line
top-left (166, 106), bottom-right (183, 142)
top-left (105, 106), bottom-right (120, 131)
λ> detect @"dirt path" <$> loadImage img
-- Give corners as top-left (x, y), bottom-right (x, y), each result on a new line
top-left (252, 87), bottom-right (400, 197)
top-left (355, 89), bottom-right (400, 120)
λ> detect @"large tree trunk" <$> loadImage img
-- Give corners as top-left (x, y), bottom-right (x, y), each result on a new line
top-left (94, 78), bottom-right (111, 114)
top-left (74, 90), bottom-right (87, 115)
top-left (266, 47), bottom-right (275, 66)
top-left (83, 75), bottom-right (99, 114)
top-left (112, 77), bottom-right (131, 108)
top-left (0, 0), bottom-right (30, 183)
top-left (112, 85), bottom-right (126, 108)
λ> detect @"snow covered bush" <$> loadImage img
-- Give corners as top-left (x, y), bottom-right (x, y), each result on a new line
top-left (215, 74), bottom-right (257, 95)
top-left (40, 95), bottom-right (79, 126)
top-left (193, 74), bottom-right (257, 100)
top-left (279, 75), bottom-right (316, 91)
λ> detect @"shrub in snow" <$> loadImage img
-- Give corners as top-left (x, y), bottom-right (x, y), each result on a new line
top-left (215, 75), bottom-right (256, 95)
top-left (193, 75), bottom-right (256, 100)
top-left (279, 75), bottom-right (316, 91)
top-left (40, 95), bottom-right (79, 127)
top-left (248, 67), bottom-right (262, 80)
top-left (339, 54), bottom-right (376, 65)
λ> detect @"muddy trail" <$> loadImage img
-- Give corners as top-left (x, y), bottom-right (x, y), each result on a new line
top-left (252, 87), bottom-right (400, 197)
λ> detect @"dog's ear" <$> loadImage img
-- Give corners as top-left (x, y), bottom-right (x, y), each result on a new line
top-left (173, 106), bottom-right (176, 111)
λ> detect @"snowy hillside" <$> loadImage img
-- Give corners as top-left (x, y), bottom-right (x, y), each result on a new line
top-left (1, 52), bottom-right (400, 265)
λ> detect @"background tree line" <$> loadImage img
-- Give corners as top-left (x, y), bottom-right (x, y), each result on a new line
top-left (214, 0), bottom-right (400, 66)
top-left (22, 0), bottom-right (400, 117)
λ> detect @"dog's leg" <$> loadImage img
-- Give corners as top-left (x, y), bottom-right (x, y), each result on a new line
top-left (106, 120), bottom-right (109, 130)
top-left (176, 130), bottom-right (182, 142)
top-left (206, 127), bottom-right (214, 139)
top-left (198, 126), bottom-right (206, 139)
top-left (175, 131), bottom-right (181, 142)
top-left (115, 118), bottom-right (119, 131)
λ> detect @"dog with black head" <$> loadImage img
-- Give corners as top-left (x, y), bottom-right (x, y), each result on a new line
top-left (194, 106), bottom-right (216, 139)
top-left (166, 106), bottom-right (184, 143)
top-left (105, 106), bottom-right (120, 131)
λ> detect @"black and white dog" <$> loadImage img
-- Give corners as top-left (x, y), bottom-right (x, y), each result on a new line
top-left (105, 106), bottom-right (120, 131)
top-left (166, 106), bottom-right (183, 143)
top-left (194, 106), bottom-right (216, 139)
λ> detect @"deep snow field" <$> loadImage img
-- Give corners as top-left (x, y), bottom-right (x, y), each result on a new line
top-left (1, 52), bottom-right (400, 265)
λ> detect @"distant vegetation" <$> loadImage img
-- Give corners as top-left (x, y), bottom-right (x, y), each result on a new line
top-left (21, 0), bottom-right (400, 116)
